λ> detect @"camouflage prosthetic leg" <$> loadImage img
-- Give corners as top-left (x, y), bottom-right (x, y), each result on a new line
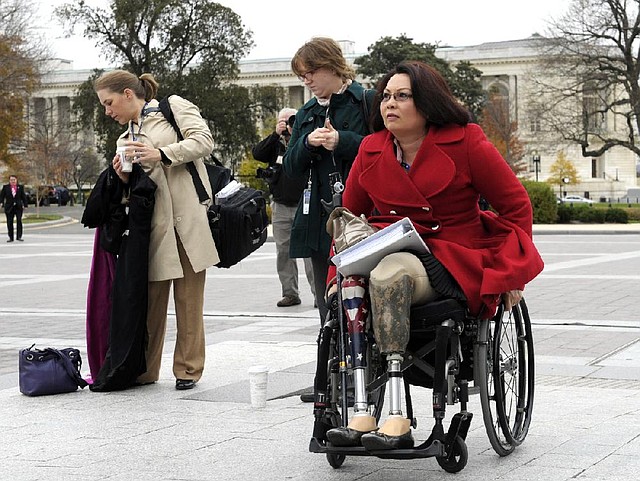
top-left (366, 270), bottom-right (414, 441)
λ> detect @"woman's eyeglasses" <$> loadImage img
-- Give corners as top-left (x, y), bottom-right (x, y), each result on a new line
top-left (381, 91), bottom-right (413, 103)
top-left (298, 69), bottom-right (316, 82)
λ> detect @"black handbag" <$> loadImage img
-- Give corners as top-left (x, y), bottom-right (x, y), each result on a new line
top-left (19, 345), bottom-right (89, 396)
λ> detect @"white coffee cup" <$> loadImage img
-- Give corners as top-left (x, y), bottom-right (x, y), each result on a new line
top-left (116, 146), bottom-right (133, 172)
top-left (248, 365), bottom-right (269, 409)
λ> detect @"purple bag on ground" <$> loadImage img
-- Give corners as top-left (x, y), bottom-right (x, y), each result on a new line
top-left (19, 345), bottom-right (89, 396)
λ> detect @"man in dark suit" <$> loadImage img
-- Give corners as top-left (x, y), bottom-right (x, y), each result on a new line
top-left (0, 175), bottom-right (29, 242)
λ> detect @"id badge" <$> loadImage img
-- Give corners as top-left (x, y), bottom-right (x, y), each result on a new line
top-left (302, 189), bottom-right (311, 215)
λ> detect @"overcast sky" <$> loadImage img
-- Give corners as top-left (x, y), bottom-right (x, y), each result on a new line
top-left (35, 0), bottom-right (572, 70)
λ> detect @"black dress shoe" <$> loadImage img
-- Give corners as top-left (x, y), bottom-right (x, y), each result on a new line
top-left (361, 430), bottom-right (414, 450)
top-left (7, 239), bottom-right (13, 243)
top-left (17, 238), bottom-right (23, 241)
top-left (175, 379), bottom-right (196, 390)
top-left (326, 426), bottom-right (370, 447)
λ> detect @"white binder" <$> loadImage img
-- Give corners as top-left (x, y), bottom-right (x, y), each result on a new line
top-left (331, 217), bottom-right (429, 276)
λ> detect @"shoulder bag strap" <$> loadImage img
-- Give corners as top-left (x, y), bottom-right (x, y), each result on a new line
top-left (158, 96), bottom-right (210, 203)
top-left (361, 88), bottom-right (374, 134)
top-left (46, 348), bottom-right (88, 388)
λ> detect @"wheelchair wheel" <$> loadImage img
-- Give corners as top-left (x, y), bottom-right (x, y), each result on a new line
top-left (436, 435), bottom-right (468, 473)
top-left (496, 299), bottom-right (534, 445)
top-left (477, 299), bottom-right (534, 456)
top-left (326, 453), bottom-right (346, 469)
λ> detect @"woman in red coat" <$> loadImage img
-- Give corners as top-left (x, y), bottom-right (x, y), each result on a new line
top-left (324, 61), bottom-right (544, 450)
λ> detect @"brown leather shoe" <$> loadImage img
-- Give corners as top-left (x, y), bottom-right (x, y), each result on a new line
top-left (277, 296), bottom-right (301, 307)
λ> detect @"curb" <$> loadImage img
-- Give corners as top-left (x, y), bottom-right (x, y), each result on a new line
top-left (3, 215), bottom-right (639, 236)
top-left (532, 223), bottom-right (640, 234)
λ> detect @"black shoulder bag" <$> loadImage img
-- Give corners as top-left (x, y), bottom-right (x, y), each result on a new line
top-left (158, 96), bottom-right (268, 268)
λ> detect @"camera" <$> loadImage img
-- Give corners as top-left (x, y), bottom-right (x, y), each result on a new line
top-left (280, 115), bottom-right (295, 138)
top-left (256, 164), bottom-right (281, 184)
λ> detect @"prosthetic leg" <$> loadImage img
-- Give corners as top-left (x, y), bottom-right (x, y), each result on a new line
top-left (360, 268), bottom-right (415, 450)
top-left (326, 275), bottom-right (377, 446)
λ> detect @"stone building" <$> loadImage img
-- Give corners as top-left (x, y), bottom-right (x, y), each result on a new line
top-left (29, 38), bottom-right (638, 200)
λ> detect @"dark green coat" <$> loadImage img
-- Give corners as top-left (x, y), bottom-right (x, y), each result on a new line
top-left (284, 81), bottom-right (373, 258)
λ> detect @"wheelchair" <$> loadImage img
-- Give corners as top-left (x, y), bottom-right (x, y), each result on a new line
top-left (308, 290), bottom-right (535, 473)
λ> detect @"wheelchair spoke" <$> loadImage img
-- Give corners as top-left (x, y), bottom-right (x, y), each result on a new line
top-left (477, 313), bottom-right (515, 456)
top-left (490, 300), bottom-right (535, 447)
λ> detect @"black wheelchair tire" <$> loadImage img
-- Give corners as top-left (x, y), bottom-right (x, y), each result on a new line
top-left (495, 299), bottom-right (535, 445)
top-left (477, 306), bottom-right (515, 456)
top-left (477, 299), bottom-right (535, 455)
top-left (326, 453), bottom-right (346, 469)
top-left (436, 435), bottom-right (468, 473)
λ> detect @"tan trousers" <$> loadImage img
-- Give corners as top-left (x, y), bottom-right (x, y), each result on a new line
top-left (136, 238), bottom-right (206, 383)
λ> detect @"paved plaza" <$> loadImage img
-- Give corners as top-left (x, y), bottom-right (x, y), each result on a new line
top-left (0, 206), bottom-right (639, 480)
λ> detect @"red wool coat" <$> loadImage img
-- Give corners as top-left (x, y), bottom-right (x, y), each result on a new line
top-left (337, 124), bottom-right (544, 317)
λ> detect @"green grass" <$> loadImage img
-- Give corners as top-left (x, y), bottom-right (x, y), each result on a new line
top-left (23, 214), bottom-right (62, 224)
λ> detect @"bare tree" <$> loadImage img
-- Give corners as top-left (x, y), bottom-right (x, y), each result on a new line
top-left (56, 0), bottom-right (259, 170)
top-left (0, 0), bottom-right (48, 175)
top-left (480, 88), bottom-right (528, 175)
top-left (24, 97), bottom-right (100, 211)
top-left (530, 0), bottom-right (640, 158)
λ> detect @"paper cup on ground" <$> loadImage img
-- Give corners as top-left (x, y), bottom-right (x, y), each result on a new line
top-left (248, 365), bottom-right (269, 408)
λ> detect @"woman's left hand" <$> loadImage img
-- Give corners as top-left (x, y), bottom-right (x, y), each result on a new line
top-left (320, 119), bottom-right (339, 151)
top-left (502, 289), bottom-right (523, 312)
top-left (125, 140), bottom-right (162, 164)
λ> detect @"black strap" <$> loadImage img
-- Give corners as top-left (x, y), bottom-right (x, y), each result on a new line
top-left (157, 95), bottom-right (219, 204)
top-left (361, 88), bottom-right (374, 134)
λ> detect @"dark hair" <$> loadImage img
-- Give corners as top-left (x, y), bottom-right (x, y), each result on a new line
top-left (371, 61), bottom-right (471, 132)
top-left (94, 70), bottom-right (159, 101)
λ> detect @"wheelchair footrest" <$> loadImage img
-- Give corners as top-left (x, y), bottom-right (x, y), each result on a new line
top-left (368, 439), bottom-right (446, 460)
top-left (446, 412), bottom-right (473, 443)
top-left (309, 437), bottom-right (446, 460)
top-left (309, 437), bottom-right (329, 453)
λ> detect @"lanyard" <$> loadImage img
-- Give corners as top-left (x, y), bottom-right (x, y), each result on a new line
top-left (129, 101), bottom-right (159, 141)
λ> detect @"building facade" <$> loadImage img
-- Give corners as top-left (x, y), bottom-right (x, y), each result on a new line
top-left (30, 38), bottom-right (638, 200)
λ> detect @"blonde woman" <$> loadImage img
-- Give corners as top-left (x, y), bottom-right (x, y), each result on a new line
top-left (93, 70), bottom-right (217, 391)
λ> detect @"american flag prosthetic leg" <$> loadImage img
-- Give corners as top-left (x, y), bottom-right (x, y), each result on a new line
top-left (341, 275), bottom-right (370, 414)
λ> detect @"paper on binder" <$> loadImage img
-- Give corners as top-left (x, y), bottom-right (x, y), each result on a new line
top-left (215, 180), bottom-right (241, 205)
top-left (331, 217), bottom-right (429, 276)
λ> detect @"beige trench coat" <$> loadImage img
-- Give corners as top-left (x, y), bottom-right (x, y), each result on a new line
top-left (117, 95), bottom-right (219, 281)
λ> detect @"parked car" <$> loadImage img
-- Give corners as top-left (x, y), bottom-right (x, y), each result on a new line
top-left (24, 187), bottom-right (37, 205)
top-left (560, 195), bottom-right (595, 204)
top-left (37, 185), bottom-right (71, 206)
